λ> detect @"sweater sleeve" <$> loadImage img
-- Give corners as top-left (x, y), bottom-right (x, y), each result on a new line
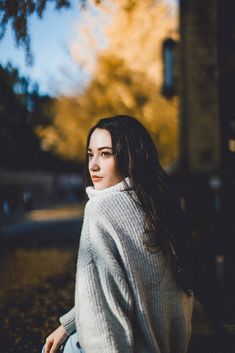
top-left (76, 199), bottom-right (134, 353)
top-left (59, 307), bottom-right (76, 336)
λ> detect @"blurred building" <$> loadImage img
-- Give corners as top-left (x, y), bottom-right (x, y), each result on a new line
top-left (0, 147), bottom-right (84, 217)
top-left (178, 0), bottom-right (235, 329)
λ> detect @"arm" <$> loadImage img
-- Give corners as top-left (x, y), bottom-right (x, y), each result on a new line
top-left (76, 201), bottom-right (134, 353)
top-left (59, 306), bottom-right (76, 336)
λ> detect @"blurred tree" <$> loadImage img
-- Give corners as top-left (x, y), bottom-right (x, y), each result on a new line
top-left (0, 64), bottom-right (30, 144)
top-left (0, 63), bottom-right (54, 151)
top-left (0, 64), bottom-right (82, 170)
top-left (36, 0), bottom-right (179, 165)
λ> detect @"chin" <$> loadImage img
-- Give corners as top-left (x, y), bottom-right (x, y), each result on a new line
top-left (94, 181), bottom-right (114, 190)
top-left (93, 182), bottom-right (106, 190)
top-left (93, 179), bottom-right (121, 190)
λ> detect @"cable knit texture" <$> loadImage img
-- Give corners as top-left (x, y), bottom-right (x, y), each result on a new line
top-left (60, 178), bottom-right (193, 353)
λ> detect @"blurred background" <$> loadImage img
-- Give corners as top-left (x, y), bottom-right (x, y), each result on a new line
top-left (0, 0), bottom-right (235, 352)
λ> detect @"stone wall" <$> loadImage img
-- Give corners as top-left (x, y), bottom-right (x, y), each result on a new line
top-left (179, 0), bottom-right (220, 173)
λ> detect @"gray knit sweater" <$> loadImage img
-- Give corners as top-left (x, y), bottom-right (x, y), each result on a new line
top-left (60, 178), bottom-right (193, 353)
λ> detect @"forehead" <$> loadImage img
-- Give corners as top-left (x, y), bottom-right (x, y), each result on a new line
top-left (89, 128), bottom-right (112, 148)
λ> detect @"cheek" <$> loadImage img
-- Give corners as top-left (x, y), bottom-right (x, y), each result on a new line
top-left (105, 159), bottom-right (118, 177)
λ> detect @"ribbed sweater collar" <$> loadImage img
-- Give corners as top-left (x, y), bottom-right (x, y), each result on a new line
top-left (86, 177), bottom-right (132, 199)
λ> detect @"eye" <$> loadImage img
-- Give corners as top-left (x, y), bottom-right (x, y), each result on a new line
top-left (87, 152), bottom-right (93, 159)
top-left (101, 151), bottom-right (112, 157)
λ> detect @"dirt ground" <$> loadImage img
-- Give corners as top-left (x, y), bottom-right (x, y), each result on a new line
top-left (0, 245), bottom-right (77, 353)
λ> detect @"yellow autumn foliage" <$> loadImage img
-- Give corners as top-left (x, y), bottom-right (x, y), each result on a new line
top-left (36, 0), bottom-right (179, 166)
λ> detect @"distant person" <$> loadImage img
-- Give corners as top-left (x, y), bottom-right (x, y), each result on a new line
top-left (42, 115), bottom-right (193, 353)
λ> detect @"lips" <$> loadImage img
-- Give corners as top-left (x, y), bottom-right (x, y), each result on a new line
top-left (91, 176), bottom-right (103, 182)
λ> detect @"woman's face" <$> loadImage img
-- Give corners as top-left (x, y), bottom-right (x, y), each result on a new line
top-left (88, 128), bottom-right (123, 190)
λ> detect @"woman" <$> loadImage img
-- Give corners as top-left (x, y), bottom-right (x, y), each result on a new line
top-left (43, 115), bottom-right (193, 353)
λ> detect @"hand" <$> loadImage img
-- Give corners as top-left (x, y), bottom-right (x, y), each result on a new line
top-left (45, 325), bottom-right (68, 353)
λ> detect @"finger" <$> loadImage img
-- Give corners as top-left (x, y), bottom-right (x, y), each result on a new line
top-left (45, 340), bottom-right (53, 353)
top-left (50, 342), bottom-right (59, 353)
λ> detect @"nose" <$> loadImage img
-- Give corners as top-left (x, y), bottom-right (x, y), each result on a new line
top-left (89, 156), bottom-right (100, 172)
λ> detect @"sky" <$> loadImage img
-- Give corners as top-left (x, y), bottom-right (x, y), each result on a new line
top-left (0, 2), bottom-right (86, 96)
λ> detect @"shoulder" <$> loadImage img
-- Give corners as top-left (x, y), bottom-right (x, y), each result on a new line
top-left (83, 190), bottom-right (146, 251)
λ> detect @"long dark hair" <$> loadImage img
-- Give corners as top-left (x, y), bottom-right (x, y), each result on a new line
top-left (85, 115), bottom-right (193, 295)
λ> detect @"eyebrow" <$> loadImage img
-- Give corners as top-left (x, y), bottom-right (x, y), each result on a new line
top-left (87, 146), bottom-right (112, 151)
